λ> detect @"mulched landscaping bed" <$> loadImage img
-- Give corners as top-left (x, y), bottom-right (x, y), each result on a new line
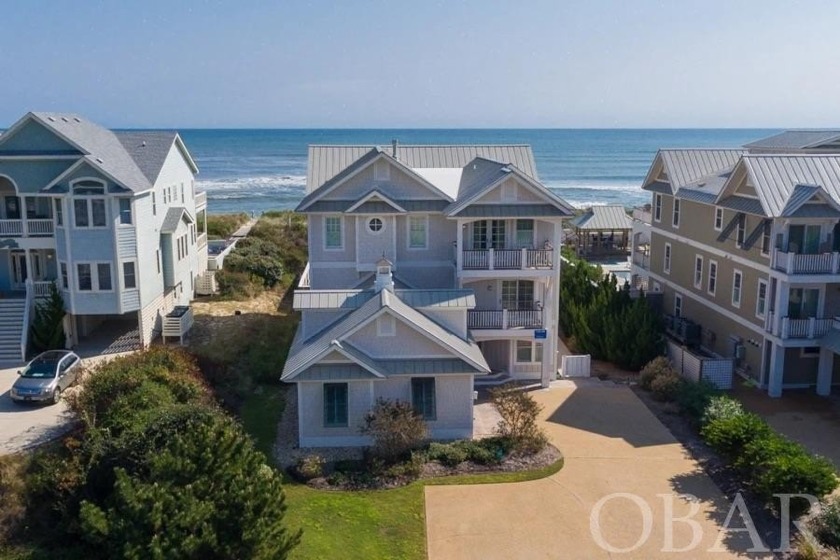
top-left (630, 383), bottom-right (790, 556)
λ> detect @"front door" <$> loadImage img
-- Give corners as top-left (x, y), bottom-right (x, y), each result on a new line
top-left (10, 252), bottom-right (27, 289)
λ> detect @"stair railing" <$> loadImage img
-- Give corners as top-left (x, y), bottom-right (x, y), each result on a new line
top-left (20, 279), bottom-right (33, 362)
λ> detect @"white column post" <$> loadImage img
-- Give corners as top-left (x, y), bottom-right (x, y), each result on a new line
top-left (456, 221), bottom-right (463, 274)
top-left (521, 247), bottom-right (527, 270)
top-left (768, 343), bottom-right (785, 398)
top-left (541, 333), bottom-right (554, 389)
top-left (776, 281), bottom-right (789, 337)
top-left (502, 309), bottom-right (509, 330)
top-left (817, 347), bottom-right (833, 397)
top-left (488, 247), bottom-right (495, 270)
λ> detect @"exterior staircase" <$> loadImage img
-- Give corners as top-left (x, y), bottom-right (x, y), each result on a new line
top-left (0, 299), bottom-right (27, 364)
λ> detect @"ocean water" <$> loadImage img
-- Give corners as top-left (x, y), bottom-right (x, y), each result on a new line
top-left (177, 129), bottom-right (777, 215)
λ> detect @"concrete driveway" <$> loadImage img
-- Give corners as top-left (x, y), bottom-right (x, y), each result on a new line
top-left (0, 364), bottom-right (72, 454)
top-left (425, 381), bottom-right (772, 559)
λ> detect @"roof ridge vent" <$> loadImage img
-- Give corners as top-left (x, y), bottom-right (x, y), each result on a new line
top-left (47, 116), bottom-right (55, 122)
top-left (61, 117), bottom-right (69, 122)
top-left (95, 157), bottom-right (103, 164)
top-left (73, 117), bottom-right (81, 123)
top-left (141, 140), bottom-right (146, 147)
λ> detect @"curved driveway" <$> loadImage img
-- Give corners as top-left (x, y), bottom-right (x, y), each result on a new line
top-left (425, 381), bottom-right (773, 559)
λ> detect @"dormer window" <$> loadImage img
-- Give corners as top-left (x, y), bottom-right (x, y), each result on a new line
top-left (72, 180), bottom-right (107, 228)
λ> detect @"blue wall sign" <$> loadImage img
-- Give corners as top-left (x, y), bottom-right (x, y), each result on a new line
top-left (534, 329), bottom-right (547, 340)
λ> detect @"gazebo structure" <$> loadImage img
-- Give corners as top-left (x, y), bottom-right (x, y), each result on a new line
top-left (568, 205), bottom-right (633, 257)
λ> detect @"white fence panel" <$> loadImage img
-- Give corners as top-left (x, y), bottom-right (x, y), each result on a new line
top-left (561, 354), bottom-right (591, 378)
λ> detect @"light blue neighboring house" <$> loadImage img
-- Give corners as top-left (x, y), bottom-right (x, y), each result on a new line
top-left (0, 112), bottom-right (209, 363)
top-left (283, 143), bottom-right (573, 447)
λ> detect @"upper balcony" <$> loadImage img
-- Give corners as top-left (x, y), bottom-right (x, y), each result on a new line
top-left (765, 310), bottom-right (837, 340)
top-left (467, 308), bottom-right (543, 330)
top-left (0, 218), bottom-right (54, 238)
top-left (772, 249), bottom-right (840, 276)
top-left (455, 218), bottom-right (561, 277)
top-left (461, 248), bottom-right (554, 272)
top-left (195, 190), bottom-right (207, 211)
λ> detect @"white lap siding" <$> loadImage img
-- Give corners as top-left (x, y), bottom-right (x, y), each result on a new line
top-left (138, 287), bottom-right (178, 346)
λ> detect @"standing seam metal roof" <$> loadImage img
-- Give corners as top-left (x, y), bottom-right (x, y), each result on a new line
top-left (569, 205), bottom-right (633, 230)
top-left (659, 149), bottom-right (745, 190)
top-left (741, 155), bottom-right (840, 217)
top-left (744, 131), bottom-right (840, 150)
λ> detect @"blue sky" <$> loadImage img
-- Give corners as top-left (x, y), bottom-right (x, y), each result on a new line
top-left (2, 0), bottom-right (839, 128)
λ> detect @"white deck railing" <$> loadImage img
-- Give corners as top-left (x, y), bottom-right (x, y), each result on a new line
top-left (778, 317), bottom-right (835, 339)
top-left (467, 309), bottom-right (543, 330)
top-left (0, 219), bottom-right (55, 237)
top-left (32, 280), bottom-right (55, 298)
top-left (772, 249), bottom-right (840, 275)
top-left (20, 280), bottom-right (33, 361)
top-left (196, 232), bottom-right (207, 248)
top-left (632, 251), bottom-right (649, 269)
top-left (462, 248), bottom-right (554, 271)
top-left (195, 191), bottom-right (207, 209)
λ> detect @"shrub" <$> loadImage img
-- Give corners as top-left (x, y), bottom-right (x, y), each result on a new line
top-left (428, 442), bottom-right (468, 467)
top-left (675, 380), bottom-right (720, 424)
top-left (489, 384), bottom-right (548, 454)
top-left (216, 269), bottom-right (262, 299)
top-left (650, 372), bottom-right (682, 402)
top-left (360, 399), bottom-right (428, 464)
top-left (700, 412), bottom-right (773, 462)
top-left (206, 213), bottom-right (249, 238)
top-left (381, 452), bottom-right (424, 480)
top-left (639, 356), bottom-right (673, 390)
top-left (701, 395), bottom-right (745, 427)
top-left (811, 496), bottom-right (840, 550)
top-left (295, 454), bottom-right (325, 480)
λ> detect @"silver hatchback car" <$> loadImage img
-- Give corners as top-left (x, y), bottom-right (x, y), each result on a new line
top-left (10, 350), bottom-right (82, 405)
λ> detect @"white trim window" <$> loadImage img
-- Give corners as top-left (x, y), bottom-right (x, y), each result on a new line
top-left (663, 242), bottom-right (672, 275)
top-left (118, 198), bottom-right (133, 225)
top-left (654, 194), bottom-right (662, 222)
top-left (756, 278), bottom-right (768, 319)
top-left (693, 255), bottom-right (703, 289)
top-left (59, 261), bottom-right (69, 290)
top-left (732, 269), bottom-right (743, 308)
top-left (72, 180), bottom-right (107, 228)
top-left (714, 207), bottom-right (723, 231)
top-left (516, 340), bottom-right (543, 363)
top-left (324, 216), bottom-right (343, 250)
top-left (736, 214), bottom-right (746, 247)
top-left (672, 198), bottom-right (680, 228)
top-left (123, 261), bottom-right (137, 290)
top-left (54, 199), bottom-right (63, 227)
top-left (76, 262), bottom-right (113, 292)
top-left (760, 222), bottom-right (771, 256)
top-left (408, 215), bottom-right (428, 249)
top-left (674, 293), bottom-right (683, 318)
top-left (367, 217), bottom-right (385, 234)
top-left (515, 219), bottom-right (534, 248)
top-left (708, 260), bottom-right (718, 296)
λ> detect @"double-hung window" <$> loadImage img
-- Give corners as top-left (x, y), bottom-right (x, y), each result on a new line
top-left (714, 207), bottom-right (723, 231)
top-left (324, 216), bottom-right (342, 249)
top-left (72, 181), bottom-right (107, 228)
top-left (732, 270), bottom-right (743, 308)
top-left (674, 293), bottom-right (683, 317)
top-left (761, 222), bottom-right (771, 255)
top-left (516, 219), bottom-right (534, 248)
top-left (502, 280), bottom-right (535, 310)
top-left (97, 263), bottom-right (112, 291)
top-left (693, 255), bottom-right (703, 289)
top-left (323, 383), bottom-right (348, 427)
top-left (118, 199), bottom-right (133, 225)
top-left (490, 220), bottom-right (506, 249)
top-left (756, 279), bottom-right (768, 319)
top-left (663, 243), bottom-right (672, 274)
top-left (516, 340), bottom-right (543, 363)
top-left (408, 216), bottom-right (427, 249)
top-left (472, 221), bottom-right (488, 249)
top-left (59, 262), bottom-right (68, 290)
top-left (123, 262), bottom-right (137, 289)
top-left (672, 199), bottom-right (680, 228)
top-left (708, 260), bottom-right (718, 295)
top-left (654, 194), bottom-right (662, 222)
top-left (736, 215), bottom-right (746, 247)
top-left (77, 264), bottom-right (92, 291)
top-left (54, 199), bottom-right (63, 227)
top-left (411, 378), bottom-right (436, 420)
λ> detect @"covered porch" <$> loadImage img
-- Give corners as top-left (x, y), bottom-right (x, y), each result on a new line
top-left (455, 217), bottom-right (559, 273)
top-left (567, 205), bottom-right (633, 258)
top-left (0, 176), bottom-right (55, 238)
top-left (0, 248), bottom-right (59, 298)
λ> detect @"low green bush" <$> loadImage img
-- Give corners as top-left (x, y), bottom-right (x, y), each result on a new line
top-left (700, 412), bottom-right (773, 461)
top-left (489, 384), bottom-right (548, 454)
top-left (360, 399), bottom-right (428, 464)
top-left (206, 213), bottom-right (249, 239)
top-left (650, 372), bottom-right (681, 402)
top-left (639, 356), bottom-right (673, 391)
top-left (428, 442), bottom-right (468, 467)
top-left (811, 496), bottom-right (840, 550)
top-left (215, 269), bottom-right (263, 299)
top-left (675, 380), bottom-right (720, 423)
top-left (295, 454), bottom-right (325, 480)
top-left (700, 395), bottom-right (745, 427)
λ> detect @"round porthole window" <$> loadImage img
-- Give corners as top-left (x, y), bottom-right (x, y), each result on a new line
top-left (368, 217), bottom-right (384, 233)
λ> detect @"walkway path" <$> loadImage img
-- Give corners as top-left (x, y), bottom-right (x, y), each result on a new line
top-left (230, 217), bottom-right (258, 239)
top-left (425, 381), bottom-right (771, 559)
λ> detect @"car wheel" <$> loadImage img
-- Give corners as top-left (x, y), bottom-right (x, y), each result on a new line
top-left (52, 388), bottom-right (61, 405)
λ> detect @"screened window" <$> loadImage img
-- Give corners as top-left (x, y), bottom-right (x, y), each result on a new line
top-left (77, 264), bottom-right (92, 291)
top-left (708, 261), bottom-right (718, 295)
top-left (491, 220), bottom-right (506, 249)
top-left (324, 216), bottom-right (342, 249)
top-left (118, 199), bottom-right (132, 225)
top-left (756, 279), bottom-right (768, 318)
top-left (411, 378), bottom-right (436, 420)
top-left (693, 255), bottom-right (703, 288)
top-left (732, 270), bottom-right (742, 307)
top-left (323, 383), bottom-right (348, 427)
top-left (516, 219), bottom-right (534, 248)
top-left (123, 262), bottom-right (137, 289)
top-left (54, 199), bottom-right (63, 226)
top-left (97, 263), bottom-right (112, 291)
top-left (502, 280), bottom-right (535, 310)
top-left (408, 216), bottom-right (427, 248)
top-left (516, 340), bottom-right (543, 363)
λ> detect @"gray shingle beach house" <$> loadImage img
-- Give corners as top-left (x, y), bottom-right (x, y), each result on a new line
top-left (283, 143), bottom-right (573, 446)
top-left (0, 112), bottom-right (209, 362)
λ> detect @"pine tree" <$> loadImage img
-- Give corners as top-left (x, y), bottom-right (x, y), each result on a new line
top-left (29, 282), bottom-right (66, 353)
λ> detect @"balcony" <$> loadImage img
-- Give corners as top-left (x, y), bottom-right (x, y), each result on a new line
top-left (632, 250), bottom-right (649, 269)
top-left (0, 219), bottom-right (54, 237)
top-left (462, 248), bottom-right (553, 271)
top-left (468, 309), bottom-right (543, 330)
top-left (195, 190), bottom-right (207, 210)
top-left (766, 313), bottom-right (837, 339)
top-left (772, 249), bottom-right (840, 275)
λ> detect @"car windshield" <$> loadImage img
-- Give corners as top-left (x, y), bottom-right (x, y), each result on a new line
top-left (20, 362), bottom-right (58, 379)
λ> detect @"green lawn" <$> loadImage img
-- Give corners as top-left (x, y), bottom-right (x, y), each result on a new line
top-left (240, 383), bottom-right (286, 459)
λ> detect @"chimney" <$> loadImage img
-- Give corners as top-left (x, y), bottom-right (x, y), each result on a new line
top-left (374, 256), bottom-right (394, 292)
top-left (391, 138), bottom-right (398, 158)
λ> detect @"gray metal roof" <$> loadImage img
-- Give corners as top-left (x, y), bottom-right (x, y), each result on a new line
top-left (294, 289), bottom-right (475, 310)
top-left (160, 206), bottom-right (192, 233)
top-left (717, 195), bottom-right (766, 215)
top-left (790, 204), bottom-right (840, 218)
top-left (451, 204), bottom-right (570, 218)
top-left (348, 201), bottom-right (405, 214)
top-left (307, 144), bottom-right (538, 191)
top-left (659, 149), bottom-right (745, 190)
top-left (744, 130), bottom-right (840, 150)
top-left (304, 199), bottom-right (450, 213)
top-left (645, 180), bottom-right (673, 194)
top-left (378, 358), bottom-right (484, 375)
top-left (282, 289), bottom-right (489, 380)
top-left (296, 363), bottom-right (380, 381)
top-left (740, 155), bottom-right (840, 217)
top-left (675, 188), bottom-right (716, 204)
top-left (569, 205), bottom-right (633, 231)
